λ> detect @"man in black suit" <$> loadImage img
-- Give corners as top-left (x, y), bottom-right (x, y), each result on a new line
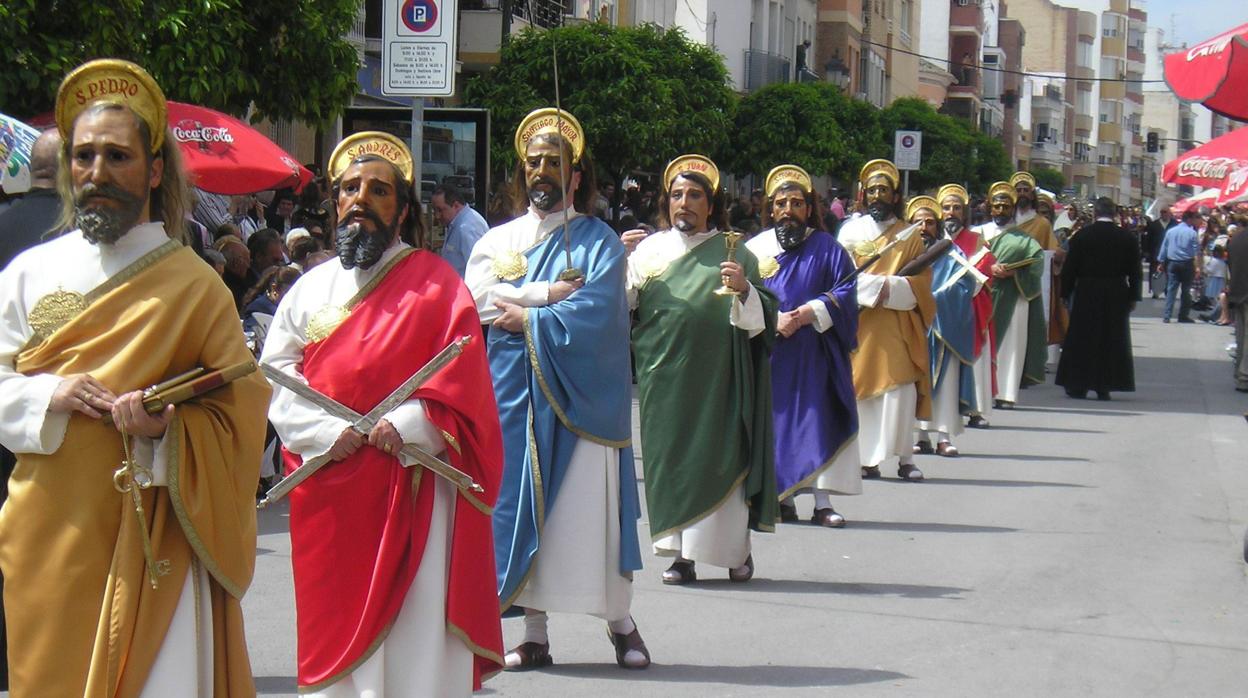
top-left (1056, 196), bottom-right (1141, 400)
top-left (0, 129), bottom-right (63, 269)
top-left (1227, 224), bottom-right (1248, 392)
top-left (1144, 207), bottom-right (1176, 299)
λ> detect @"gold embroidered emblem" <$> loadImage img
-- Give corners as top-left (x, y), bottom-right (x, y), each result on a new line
top-left (758, 256), bottom-right (780, 279)
top-left (634, 251), bottom-right (669, 282)
top-left (492, 250), bottom-right (528, 281)
top-left (28, 288), bottom-right (88, 339)
top-left (306, 305), bottom-right (348, 343)
top-left (440, 430), bottom-right (462, 455)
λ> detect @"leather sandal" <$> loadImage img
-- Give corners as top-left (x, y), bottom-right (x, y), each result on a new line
top-left (503, 641), bottom-right (553, 671)
top-left (897, 463), bottom-right (925, 481)
top-left (935, 441), bottom-right (959, 457)
top-left (662, 559), bottom-right (696, 585)
top-left (913, 439), bottom-right (934, 455)
top-left (728, 554), bottom-right (754, 583)
top-left (861, 465), bottom-right (881, 479)
top-left (779, 502), bottom-right (799, 523)
top-left (811, 507), bottom-right (846, 528)
top-left (608, 623), bottom-right (651, 669)
top-left (967, 415), bottom-right (990, 429)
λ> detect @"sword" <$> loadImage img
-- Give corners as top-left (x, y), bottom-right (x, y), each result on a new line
top-left (258, 336), bottom-right (482, 508)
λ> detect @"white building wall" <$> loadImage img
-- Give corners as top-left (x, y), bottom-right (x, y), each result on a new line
top-left (919, 0), bottom-right (950, 64)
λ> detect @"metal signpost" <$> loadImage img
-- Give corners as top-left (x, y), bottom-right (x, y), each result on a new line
top-left (383, 0), bottom-right (459, 190)
top-left (894, 130), bottom-right (922, 198)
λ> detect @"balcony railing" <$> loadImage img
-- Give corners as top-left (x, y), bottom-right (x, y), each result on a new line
top-left (348, 4), bottom-right (367, 53)
top-left (744, 50), bottom-right (791, 93)
top-left (463, 0), bottom-right (567, 28)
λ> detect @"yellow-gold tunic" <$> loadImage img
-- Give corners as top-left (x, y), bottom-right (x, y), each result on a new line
top-left (0, 226), bottom-right (270, 697)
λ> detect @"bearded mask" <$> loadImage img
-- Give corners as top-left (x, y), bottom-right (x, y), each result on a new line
top-left (775, 219), bottom-right (808, 251)
top-left (75, 182), bottom-right (145, 245)
top-left (336, 214), bottom-right (393, 271)
top-left (941, 217), bottom-right (962, 238)
top-left (528, 175), bottom-right (564, 212)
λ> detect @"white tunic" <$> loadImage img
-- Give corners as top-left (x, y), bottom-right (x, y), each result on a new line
top-left (836, 215), bottom-right (920, 468)
top-left (0, 223), bottom-right (212, 695)
top-left (464, 206), bottom-right (635, 620)
top-left (626, 228), bottom-right (764, 568)
top-left (994, 296), bottom-right (1030, 404)
top-left (746, 229), bottom-right (859, 495)
top-left (261, 242), bottom-right (474, 697)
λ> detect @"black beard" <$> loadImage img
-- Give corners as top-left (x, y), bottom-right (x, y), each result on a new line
top-left (942, 218), bottom-right (963, 238)
top-left (336, 214), bottom-right (394, 270)
top-left (868, 201), bottom-right (892, 222)
top-left (673, 218), bottom-right (696, 233)
top-left (1016, 195), bottom-right (1032, 209)
top-left (993, 214), bottom-right (1013, 226)
top-left (528, 177), bottom-right (563, 212)
top-left (775, 219), bottom-right (808, 251)
top-left (75, 183), bottom-right (145, 245)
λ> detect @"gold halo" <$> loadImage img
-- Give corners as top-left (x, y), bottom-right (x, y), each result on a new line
top-left (764, 164), bottom-right (812, 198)
top-left (937, 183), bottom-right (969, 206)
top-left (905, 195), bottom-right (939, 222)
top-left (1009, 171), bottom-right (1036, 188)
top-left (989, 181), bottom-right (1017, 203)
top-left (514, 108), bottom-right (585, 164)
top-left (859, 159), bottom-right (900, 189)
top-left (663, 154), bottom-right (720, 193)
top-left (328, 132), bottom-right (414, 185)
top-left (56, 59), bottom-right (167, 153)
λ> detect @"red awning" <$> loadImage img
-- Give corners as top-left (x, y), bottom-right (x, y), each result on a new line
top-left (1164, 22), bottom-right (1248, 121)
top-left (1161, 127), bottom-right (1248, 206)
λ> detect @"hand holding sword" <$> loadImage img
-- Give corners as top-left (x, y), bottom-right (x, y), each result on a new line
top-left (258, 335), bottom-right (483, 508)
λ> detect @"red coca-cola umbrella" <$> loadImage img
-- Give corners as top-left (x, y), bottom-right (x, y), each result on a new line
top-left (1164, 22), bottom-right (1248, 121)
top-left (1161, 126), bottom-right (1248, 206)
top-left (167, 102), bottom-right (311, 195)
top-left (1171, 188), bottom-right (1218, 215)
top-left (29, 101), bottom-right (312, 195)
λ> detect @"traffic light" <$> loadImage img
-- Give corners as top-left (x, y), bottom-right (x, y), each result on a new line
top-left (1147, 132), bottom-right (1159, 153)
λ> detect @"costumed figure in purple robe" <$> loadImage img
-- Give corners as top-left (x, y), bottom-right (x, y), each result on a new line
top-left (745, 165), bottom-right (860, 528)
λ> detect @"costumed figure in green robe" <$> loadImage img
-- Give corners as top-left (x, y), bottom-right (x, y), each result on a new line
top-left (621, 155), bottom-right (778, 585)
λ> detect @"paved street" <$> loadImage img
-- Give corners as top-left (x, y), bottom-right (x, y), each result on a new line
top-left (244, 298), bottom-right (1248, 696)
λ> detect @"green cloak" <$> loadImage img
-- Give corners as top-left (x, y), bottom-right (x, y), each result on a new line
top-left (632, 232), bottom-right (779, 541)
top-left (988, 228), bottom-right (1047, 387)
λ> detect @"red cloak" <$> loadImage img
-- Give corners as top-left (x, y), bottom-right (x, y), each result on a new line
top-left (954, 228), bottom-right (998, 390)
top-left (283, 250), bottom-right (503, 691)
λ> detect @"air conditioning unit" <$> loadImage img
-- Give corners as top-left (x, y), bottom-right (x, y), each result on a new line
top-left (956, 0), bottom-right (969, 6)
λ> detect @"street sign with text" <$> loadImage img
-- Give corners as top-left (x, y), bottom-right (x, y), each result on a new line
top-left (383, 0), bottom-right (456, 97)
top-left (894, 130), bottom-right (922, 171)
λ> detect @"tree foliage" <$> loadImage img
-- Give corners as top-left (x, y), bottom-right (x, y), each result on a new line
top-left (0, 0), bottom-right (360, 124)
top-left (728, 82), bottom-right (887, 186)
top-left (1032, 166), bottom-right (1065, 193)
top-left (463, 23), bottom-right (737, 188)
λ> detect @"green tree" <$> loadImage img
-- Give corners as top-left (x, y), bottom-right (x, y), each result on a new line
top-left (969, 132), bottom-right (1013, 194)
top-left (729, 82), bottom-right (886, 187)
top-left (463, 23), bottom-right (737, 195)
top-left (0, 0), bottom-right (359, 124)
top-left (878, 97), bottom-right (977, 195)
top-left (1032, 166), bottom-right (1065, 194)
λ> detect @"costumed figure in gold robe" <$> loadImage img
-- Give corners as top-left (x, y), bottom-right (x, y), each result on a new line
top-left (838, 160), bottom-right (936, 482)
top-left (0, 59), bottom-right (271, 697)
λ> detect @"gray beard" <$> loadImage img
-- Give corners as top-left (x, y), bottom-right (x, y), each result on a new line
top-left (674, 219), bottom-right (696, 233)
top-left (941, 218), bottom-right (963, 238)
top-left (528, 185), bottom-right (563, 212)
top-left (75, 184), bottom-right (145, 245)
top-left (336, 219), bottom-right (393, 270)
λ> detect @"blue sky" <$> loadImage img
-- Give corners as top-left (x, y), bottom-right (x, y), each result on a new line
top-left (1143, 0), bottom-right (1248, 47)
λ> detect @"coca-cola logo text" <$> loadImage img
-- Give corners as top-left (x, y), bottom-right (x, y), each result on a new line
top-left (1187, 36), bottom-right (1234, 62)
top-left (1176, 156), bottom-right (1242, 180)
top-left (173, 119), bottom-right (234, 156)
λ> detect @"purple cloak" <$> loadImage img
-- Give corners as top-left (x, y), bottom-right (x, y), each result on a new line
top-left (764, 229), bottom-right (860, 497)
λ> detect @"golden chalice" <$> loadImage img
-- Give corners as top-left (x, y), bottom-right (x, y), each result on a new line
top-left (713, 230), bottom-right (745, 296)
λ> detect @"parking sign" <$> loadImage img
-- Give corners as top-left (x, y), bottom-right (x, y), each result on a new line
top-left (383, 0), bottom-right (456, 96)
top-left (895, 130), bottom-right (922, 171)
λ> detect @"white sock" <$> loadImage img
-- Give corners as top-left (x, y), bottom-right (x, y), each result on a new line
top-left (937, 431), bottom-right (950, 443)
top-left (607, 616), bottom-right (635, 635)
top-left (523, 610), bottom-right (549, 645)
top-left (813, 490), bottom-right (832, 510)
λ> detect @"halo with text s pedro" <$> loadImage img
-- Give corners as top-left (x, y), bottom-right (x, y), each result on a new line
top-left (905, 195), bottom-right (940, 222)
top-left (937, 183), bottom-right (969, 207)
top-left (989, 181), bottom-right (1017, 203)
top-left (56, 58), bottom-right (168, 153)
top-left (1009, 171), bottom-right (1036, 188)
top-left (328, 131), bottom-right (414, 185)
top-left (764, 164), bottom-right (813, 198)
top-left (663, 154), bottom-right (720, 193)
top-left (513, 108), bottom-right (585, 164)
top-left (858, 159), bottom-right (900, 189)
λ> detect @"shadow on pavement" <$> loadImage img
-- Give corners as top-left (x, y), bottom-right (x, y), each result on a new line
top-left (848, 520), bottom-right (1018, 534)
top-left (994, 425), bottom-right (1105, 434)
top-left (257, 507), bottom-right (291, 536)
top-left (255, 675), bottom-right (297, 694)
top-left (958, 453), bottom-right (1091, 462)
top-left (914, 477), bottom-right (1090, 488)
top-left (694, 578), bottom-right (970, 599)
top-left (541, 662), bottom-right (910, 687)
top-left (1009, 406), bottom-right (1141, 417)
